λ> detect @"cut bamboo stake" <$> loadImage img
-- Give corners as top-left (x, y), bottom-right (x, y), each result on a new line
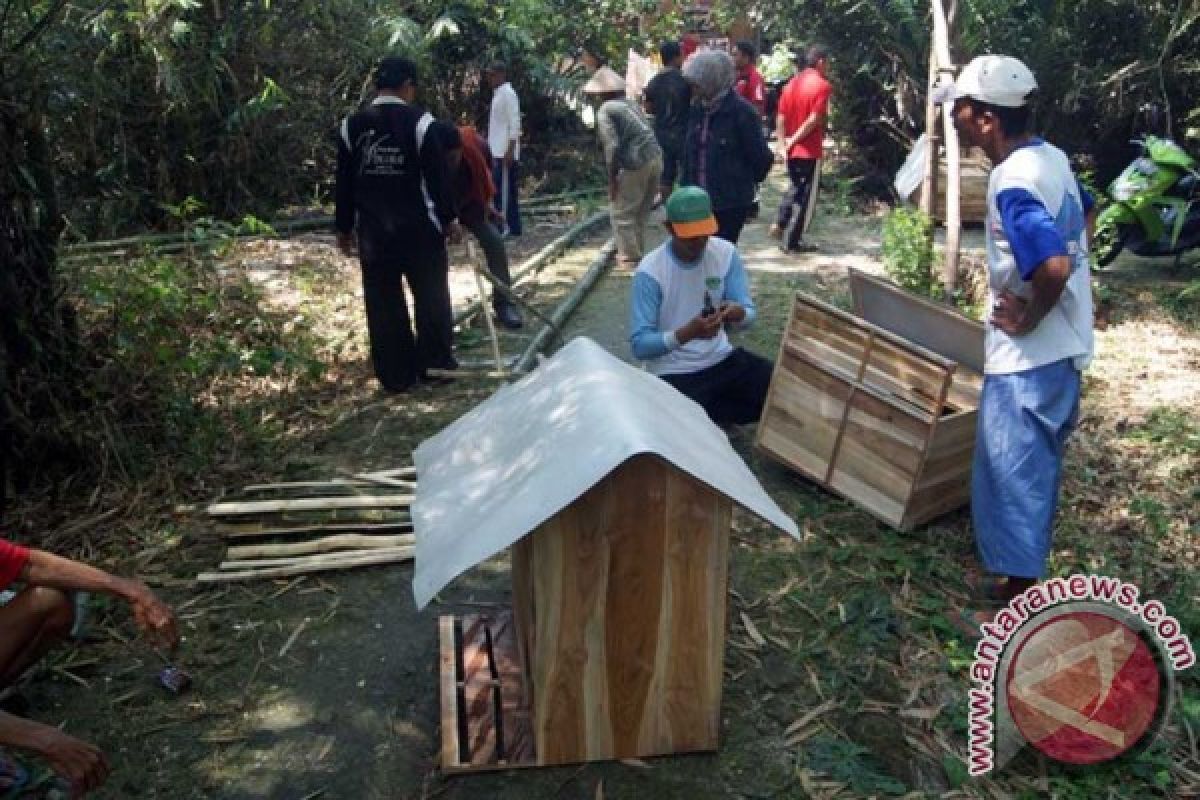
top-left (514, 239), bottom-right (617, 374)
top-left (220, 521), bottom-right (413, 539)
top-left (219, 546), bottom-right (414, 571)
top-left (197, 549), bottom-right (415, 582)
top-left (453, 211), bottom-right (608, 327)
top-left (468, 239), bottom-right (506, 373)
top-left (226, 534), bottom-right (415, 560)
top-left (335, 469), bottom-right (416, 490)
top-left (206, 494), bottom-right (412, 517)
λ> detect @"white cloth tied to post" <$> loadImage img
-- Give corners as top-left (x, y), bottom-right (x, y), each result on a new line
top-left (410, 337), bottom-right (800, 609)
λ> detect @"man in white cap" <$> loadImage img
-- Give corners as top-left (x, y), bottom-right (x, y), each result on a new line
top-left (584, 66), bottom-right (663, 269)
top-left (946, 55), bottom-right (1096, 624)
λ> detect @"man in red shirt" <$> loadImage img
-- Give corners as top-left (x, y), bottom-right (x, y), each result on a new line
top-left (772, 44), bottom-right (832, 252)
top-left (1, 538), bottom-right (177, 796)
top-left (733, 41), bottom-right (766, 117)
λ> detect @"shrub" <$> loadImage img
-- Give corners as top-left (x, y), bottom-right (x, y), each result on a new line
top-left (882, 206), bottom-right (935, 296)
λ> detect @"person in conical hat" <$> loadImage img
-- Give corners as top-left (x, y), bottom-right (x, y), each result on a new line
top-left (583, 66), bottom-right (664, 269)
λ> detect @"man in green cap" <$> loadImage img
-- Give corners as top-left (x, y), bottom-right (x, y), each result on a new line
top-left (629, 186), bottom-right (774, 424)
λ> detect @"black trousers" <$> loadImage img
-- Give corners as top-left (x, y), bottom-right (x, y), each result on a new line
top-left (660, 347), bottom-right (774, 426)
top-left (360, 243), bottom-right (456, 391)
top-left (776, 158), bottom-right (818, 249)
top-left (714, 205), bottom-right (752, 245)
top-left (657, 133), bottom-right (684, 191)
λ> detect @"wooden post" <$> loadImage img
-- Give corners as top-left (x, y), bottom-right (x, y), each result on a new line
top-left (931, 0), bottom-right (961, 298)
top-left (919, 48), bottom-right (939, 218)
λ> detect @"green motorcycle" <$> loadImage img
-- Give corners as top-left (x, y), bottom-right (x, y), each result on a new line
top-left (1093, 136), bottom-right (1200, 268)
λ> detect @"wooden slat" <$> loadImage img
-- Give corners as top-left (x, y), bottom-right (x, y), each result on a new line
top-left (206, 494), bottom-right (412, 517)
top-left (439, 616), bottom-right (462, 770)
top-left (489, 613), bottom-right (535, 763)
top-left (793, 292), bottom-right (957, 370)
top-left (460, 615), bottom-right (498, 764)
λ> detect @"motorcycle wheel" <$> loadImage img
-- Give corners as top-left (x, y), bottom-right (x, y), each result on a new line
top-left (1092, 222), bottom-right (1126, 268)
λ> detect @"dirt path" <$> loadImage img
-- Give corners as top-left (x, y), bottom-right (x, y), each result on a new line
top-left (15, 167), bottom-right (1198, 799)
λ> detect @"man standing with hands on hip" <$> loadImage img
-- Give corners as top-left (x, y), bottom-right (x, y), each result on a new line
top-left (944, 55), bottom-right (1095, 626)
top-left (486, 62), bottom-right (522, 238)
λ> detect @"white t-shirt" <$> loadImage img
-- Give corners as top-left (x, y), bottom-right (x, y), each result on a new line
top-left (984, 140), bottom-right (1094, 374)
top-left (635, 237), bottom-right (739, 375)
top-left (487, 82), bottom-right (521, 162)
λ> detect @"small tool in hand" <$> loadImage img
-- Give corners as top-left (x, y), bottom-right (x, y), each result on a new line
top-left (702, 291), bottom-right (716, 318)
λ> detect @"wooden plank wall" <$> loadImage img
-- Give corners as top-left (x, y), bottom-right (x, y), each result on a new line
top-left (758, 292), bottom-right (978, 530)
top-left (511, 454), bottom-right (730, 765)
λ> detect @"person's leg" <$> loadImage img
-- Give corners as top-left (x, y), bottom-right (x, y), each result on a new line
top-left (634, 158), bottom-right (663, 256)
top-left (491, 159), bottom-right (505, 232)
top-left (467, 217), bottom-right (522, 329)
top-left (505, 160), bottom-right (522, 236)
top-left (658, 136), bottom-right (680, 199)
top-left (971, 359), bottom-right (1081, 584)
top-left (405, 242), bottom-right (457, 375)
top-left (360, 261), bottom-right (419, 392)
top-left (0, 588), bottom-right (73, 687)
top-left (659, 368), bottom-right (723, 421)
top-left (612, 167), bottom-right (646, 267)
top-left (782, 159), bottom-right (817, 250)
top-left (708, 348), bottom-right (775, 425)
top-left (714, 206), bottom-right (750, 244)
top-left (773, 158), bottom-right (801, 235)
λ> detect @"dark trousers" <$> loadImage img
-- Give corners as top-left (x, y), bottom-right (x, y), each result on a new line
top-left (660, 347), bottom-right (774, 426)
top-left (714, 206), bottom-right (752, 245)
top-left (657, 133), bottom-right (684, 191)
top-left (463, 217), bottom-right (514, 307)
top-left (776, 158), bottom-right (818, 249)
top-left (491, 159), bottom-right (522, 236)
top-left (360, 244), bottom-right (456, 391)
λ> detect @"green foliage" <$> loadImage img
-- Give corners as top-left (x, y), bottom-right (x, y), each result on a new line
top-left (1127, 406), bottom-right (1200, 458)
top-left (881, 206), bottom-right (935, 296)
top-left (1159, 280), bottom-right (1200, 328)
top-left (69, 250), bottom-right (324, 473)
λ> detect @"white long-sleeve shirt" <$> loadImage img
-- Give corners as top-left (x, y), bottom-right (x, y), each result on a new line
top-left (487, 82), bottom-right (521, 162)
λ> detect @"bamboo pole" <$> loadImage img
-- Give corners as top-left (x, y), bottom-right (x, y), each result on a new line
top-left (197, 549), bottom-right (415, 582)
top-left (931, 0), bottom-right (961, 297)
top-left (218, 545), bottom-right (414, 571)
top-left (514, 239), bottom-right (617, 374)
top-left (221, 521), bottom-right (412, 539)
top-left (206, 494), bottom-right (412, 517)
top-left (919, 47), bottom-right (940, 218)
top-left (226, 533), bottom-right (416, 560)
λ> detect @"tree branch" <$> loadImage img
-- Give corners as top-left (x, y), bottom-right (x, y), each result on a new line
top-left (8, 0), bottom-right (69, 55)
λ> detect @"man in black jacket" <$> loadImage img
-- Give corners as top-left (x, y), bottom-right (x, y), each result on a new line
top-left (335, 56), bottom-right (457, 393)
top-left (680, 50), bottom-right (774, 244)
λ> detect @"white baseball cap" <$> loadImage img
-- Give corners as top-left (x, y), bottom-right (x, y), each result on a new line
top-left (951, 55), bottom-right (1038, 107)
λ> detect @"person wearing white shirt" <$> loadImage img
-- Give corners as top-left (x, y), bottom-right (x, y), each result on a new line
top-left (946, 55), bottom-right (1096, 626)
top-left (486, 62), bottom-right (522, 237)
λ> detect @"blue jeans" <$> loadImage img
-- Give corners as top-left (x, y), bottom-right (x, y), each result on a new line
top-left (491, 159), bottom-right (521, 236)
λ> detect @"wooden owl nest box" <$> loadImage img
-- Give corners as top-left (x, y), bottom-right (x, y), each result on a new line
top-left (411, 338), bottom-right (798, 771)
top-left (756, 270), bottom-right (985, 530)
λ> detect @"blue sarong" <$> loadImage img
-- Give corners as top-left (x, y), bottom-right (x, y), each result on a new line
top-left (971, 358), bottom-right (1081, 578)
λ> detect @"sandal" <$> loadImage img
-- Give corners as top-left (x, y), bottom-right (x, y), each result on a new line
top-left (964, 570), bottom-right (1010, 607)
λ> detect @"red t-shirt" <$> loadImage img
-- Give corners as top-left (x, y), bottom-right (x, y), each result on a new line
top-left (777, 67), bottom-right (832, 160)
top-left (735, 65), bottom-right (766, 115)
top-left (0, 539), bottom-right (30, 590)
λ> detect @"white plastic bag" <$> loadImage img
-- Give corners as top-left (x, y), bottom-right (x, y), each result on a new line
top-left (894, 133), bottom-right (929, 200)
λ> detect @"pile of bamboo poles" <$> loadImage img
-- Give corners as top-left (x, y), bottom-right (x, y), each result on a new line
top-left (195, 467), bottom-right (417, 583)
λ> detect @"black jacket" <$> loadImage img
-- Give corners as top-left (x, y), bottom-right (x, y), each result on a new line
top-left (681, 91), bottom-right (774, 212)
top-left (335, 98), bottom-right (454, 264)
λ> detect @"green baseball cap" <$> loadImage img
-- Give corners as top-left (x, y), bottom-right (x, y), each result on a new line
top-left (665, 187), bottom-right (718, 238)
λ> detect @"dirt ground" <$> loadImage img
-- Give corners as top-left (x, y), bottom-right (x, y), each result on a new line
top-left (6, 168), bottom-right (1198, 799)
